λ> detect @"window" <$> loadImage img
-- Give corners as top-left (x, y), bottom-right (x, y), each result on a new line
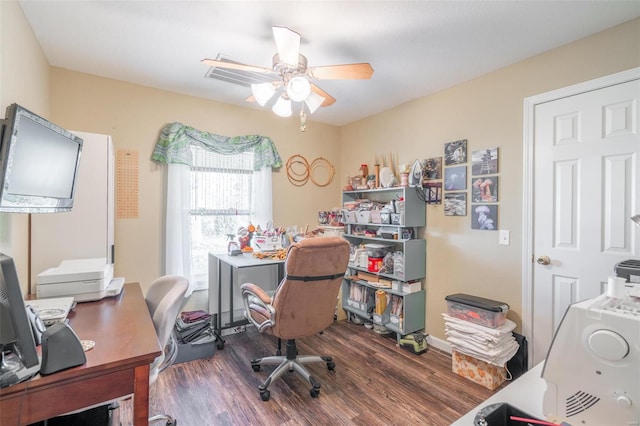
top-left (189, 145), bottom-right (255, 289)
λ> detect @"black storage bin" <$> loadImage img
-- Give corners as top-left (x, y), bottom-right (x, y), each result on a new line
top-left (473, 403), bottom-right (541, 426)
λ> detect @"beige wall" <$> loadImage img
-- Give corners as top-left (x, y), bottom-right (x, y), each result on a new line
top-left (2, 2), bottom-right (638, 340)
top-left (0, 0), bottom-right (50, 294)
top-left (48, 69), bottom-right (341, 299)
top-left (340, 18), bottom-right (640, 341)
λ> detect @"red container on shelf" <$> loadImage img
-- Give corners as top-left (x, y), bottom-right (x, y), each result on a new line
top-left (367, 257), bottom-right (383, 272)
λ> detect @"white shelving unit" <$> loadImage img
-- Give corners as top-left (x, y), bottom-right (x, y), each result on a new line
top-left (340, 187), bottom-right (426, 340)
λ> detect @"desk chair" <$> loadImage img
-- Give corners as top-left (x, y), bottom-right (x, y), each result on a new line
top-left (144, 275), bottom-right (189, 425)
top-left (241, 237), bottom-right (349, 401)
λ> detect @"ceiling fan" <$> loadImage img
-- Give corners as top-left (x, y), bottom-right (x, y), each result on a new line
top-left (201, 26), bottom-right (373, 123)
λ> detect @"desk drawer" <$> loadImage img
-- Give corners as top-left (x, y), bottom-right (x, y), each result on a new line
top-left (2, 369), bottom-right (133, 425)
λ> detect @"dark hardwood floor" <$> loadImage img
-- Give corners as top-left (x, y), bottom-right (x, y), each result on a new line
top-left (120, 320), bottom-right (496, 425)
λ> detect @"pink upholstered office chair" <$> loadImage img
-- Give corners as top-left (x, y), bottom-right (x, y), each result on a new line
top-left (145, 275), bottom-right (189, 425)
top-left (241, 237), bottom-right (349, 401)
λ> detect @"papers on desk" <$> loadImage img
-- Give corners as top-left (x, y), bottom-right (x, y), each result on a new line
top-left (25, 296), bottom-right (75, 326)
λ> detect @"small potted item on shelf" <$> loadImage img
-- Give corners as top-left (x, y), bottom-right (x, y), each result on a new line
top-left (367, 175), bottom-right (376, 189)
top-left (344, 177), bottom-right (353, 191)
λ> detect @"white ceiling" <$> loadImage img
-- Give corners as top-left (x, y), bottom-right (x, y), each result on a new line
top-left (18, 1), bottom-right (640, 127)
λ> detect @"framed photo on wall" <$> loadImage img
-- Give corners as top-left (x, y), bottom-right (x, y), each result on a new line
top-left (471, 204), bottom-right (498, 230)
top-left (444, 192), bottom-right (467, 216)
top-left (471, 176), bottom-right (499, 203)
top-left (444, 165), bottom-right (467, 190)
top-left (471, 147), bottom-right (499, 175)
top-left (444, 139), bottom-right (467, 165)
top-left (423, 157), bottom-right (442, 181)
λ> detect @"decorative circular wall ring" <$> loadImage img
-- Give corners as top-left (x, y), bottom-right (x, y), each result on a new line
top-left (309, 157), bottom-right (335, 187)
top-left (286, 154), bottom-right (309, 186)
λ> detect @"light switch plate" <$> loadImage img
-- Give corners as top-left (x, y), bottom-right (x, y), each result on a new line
top-left (499, 229), bottom-right (510, 245)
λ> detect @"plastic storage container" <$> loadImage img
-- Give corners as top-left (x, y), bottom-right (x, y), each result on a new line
top-left (364, 243), bottom-right (393, 257)
top-left (445, 293), bottom-right (509, 328)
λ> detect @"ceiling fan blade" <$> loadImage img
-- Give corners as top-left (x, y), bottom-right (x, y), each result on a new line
top-left (272, 26), bottom-right (300, 67)
top-left (201, 59), bottom-right (275, 75)
top-left (310, 84), bottom-right (336, 107)
top-left (308, 63), bottom-right (374, 80)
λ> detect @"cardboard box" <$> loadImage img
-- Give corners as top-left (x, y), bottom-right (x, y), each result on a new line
top-left (451, 350), bottom-right (506, 390)
top-left (402, 281), bottom-right (421, 293)
top-left (356, 272), bottom-right (392, 288)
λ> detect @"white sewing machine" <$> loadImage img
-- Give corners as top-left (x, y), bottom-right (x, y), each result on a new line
top-left (542, 277), bottom-right (640, 425)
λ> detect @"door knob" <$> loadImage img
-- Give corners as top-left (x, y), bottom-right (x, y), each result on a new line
top-left (536, 256), bottom-right (551, 265)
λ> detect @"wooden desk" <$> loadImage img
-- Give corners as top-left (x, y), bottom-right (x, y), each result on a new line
top-left (0, 283), bottom-right (161, 426)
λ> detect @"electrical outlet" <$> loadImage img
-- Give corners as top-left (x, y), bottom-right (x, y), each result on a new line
top-left (499, 229), bottom-right (510, 245)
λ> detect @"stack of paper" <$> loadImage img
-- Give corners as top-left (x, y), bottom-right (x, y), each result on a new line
top-left (442, 313), bottom-right (519, 367)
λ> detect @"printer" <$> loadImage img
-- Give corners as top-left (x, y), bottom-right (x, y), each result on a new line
top-left (36, 258), bottom-right (123, 302)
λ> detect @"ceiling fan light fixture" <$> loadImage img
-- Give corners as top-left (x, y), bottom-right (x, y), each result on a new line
top-left (286, 76), bottom-right (311, 102)
top-left (251, 83), bottom-right (276, 106)
top-left (272, 96), bottom-right (292, 117)
top-left (304, 91), bottom-right (326, 114)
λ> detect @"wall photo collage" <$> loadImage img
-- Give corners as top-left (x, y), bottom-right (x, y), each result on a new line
top-left (437, 140), bottom-right (500, 230)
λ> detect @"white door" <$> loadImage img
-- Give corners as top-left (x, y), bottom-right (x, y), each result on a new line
top-left (530, 78), bottom-right (640, 365)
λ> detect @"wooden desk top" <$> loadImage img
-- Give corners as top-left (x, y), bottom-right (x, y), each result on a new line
top-left (0, 282), bottom-right (161, 424)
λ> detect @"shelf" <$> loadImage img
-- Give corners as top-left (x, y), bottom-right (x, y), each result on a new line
top-left (343, 186), bottom-right (426, 228)
top-left (346, 239), bottom-right (425, 282)
top-left (345, 277), bottom-right (417, 296)
top-left (341, 281), bottom-right (426, 336)
top-left (343, 186), bottom-right (411, 194)
top-left (341, 185), bottom-right (426, 341)
top-left (343, 233), bottom-right (412, 243)
top-left (343, 222), bottom-right (413, 229)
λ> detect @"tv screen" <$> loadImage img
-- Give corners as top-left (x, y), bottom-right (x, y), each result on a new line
top-left (0, 104), bottom-right (82, 213)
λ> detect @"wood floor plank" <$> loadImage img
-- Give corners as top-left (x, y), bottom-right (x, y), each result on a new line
top-left (118, 320), bottom-right (498, 425)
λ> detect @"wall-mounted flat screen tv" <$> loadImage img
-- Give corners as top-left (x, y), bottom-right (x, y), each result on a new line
top-left (0, 104), bottom-right (83, 213)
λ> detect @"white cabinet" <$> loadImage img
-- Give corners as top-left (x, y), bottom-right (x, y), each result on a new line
top-left (30, 132), bottom-right (114, 288)
top-left (340, 187), bottom-right (426, 339)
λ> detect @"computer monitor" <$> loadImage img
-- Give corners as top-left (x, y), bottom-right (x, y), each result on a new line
top-left (0, 103), bottom-right (83, 213)
top-left (0, 252), bottom-right (39, 376)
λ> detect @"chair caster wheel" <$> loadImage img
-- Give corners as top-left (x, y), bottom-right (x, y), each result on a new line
top-left (167, 420), bottom-right (177, 426)
top-left (310, 388), bottom-right (320, 398)
top-left (327, 361), bottom-right (335, 370)
top-left (260, 390), bottom-right (271, 401)
top-left (252, 364), bottom-right (261, 372)
top-left (216, 340), bottom-right (225, 350)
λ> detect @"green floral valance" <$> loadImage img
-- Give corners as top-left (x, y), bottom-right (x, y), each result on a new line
top-left (152, 122), bottom-right (282, 170)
